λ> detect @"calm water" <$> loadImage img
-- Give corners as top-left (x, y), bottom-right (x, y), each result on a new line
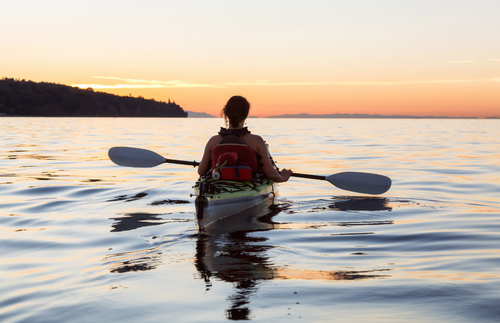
top-left (1, 117), bottom-right (500, 322)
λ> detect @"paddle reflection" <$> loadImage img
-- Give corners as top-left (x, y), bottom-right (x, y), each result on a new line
top-left (103, 248), bottom-right (163, 273)
top-left (105, 212), bottom-right (191, 273)
top-left (329, 196), bottom-right (392, 211)
top-left (110, 212), bottom-right (165, 232)
top-left (109, 212), bottom-right (190, 232)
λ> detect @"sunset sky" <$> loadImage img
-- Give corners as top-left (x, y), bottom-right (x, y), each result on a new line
top-left (1, 0), bottom-right (499, 118)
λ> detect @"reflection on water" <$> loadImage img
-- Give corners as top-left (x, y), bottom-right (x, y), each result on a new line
top-left (329, 196), bottom-right (392, 211)
top-left (196, 230), bottom-right (274, 320)
top-left (104, 246), bottom-right (164, 273)
top-left (284, 196), bottom-right (393, 214)
top-left (106, 212), bottom-right (192, 272)
top-left (110, 212), bottom-right (192, 233)
top-left (195, 202), bottom-right (277, 320)
top-left (1, 118), bottom-right (500, 322)
top-left (110, 212), bottom-right (169, 232)
top-left (108, 192), bottom-right (149, 202)
top-left (195, 199), bottom-right (393, 320)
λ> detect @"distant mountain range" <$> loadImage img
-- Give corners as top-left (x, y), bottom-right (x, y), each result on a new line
top-left (187, 111), bottom-right (216, 118)
top-left (186, 111), bottom-right (499, 119)
top-left (186, 112), bottom-right (260, 118)
top-left (267, 113), bottom-right (482, 119)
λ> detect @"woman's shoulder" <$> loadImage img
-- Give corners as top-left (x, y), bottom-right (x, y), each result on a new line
top-left (241, 133), bottom-right (266, 152)
top-left (243, 133), bottom-right (264, 142)
top-left (206, 134), bottom-right (222, 147)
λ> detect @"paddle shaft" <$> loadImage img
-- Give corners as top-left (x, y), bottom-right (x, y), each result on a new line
top-left (165, 158), bottom-right (199, 167)
top-left (290, 172), bottom-right (326, 181)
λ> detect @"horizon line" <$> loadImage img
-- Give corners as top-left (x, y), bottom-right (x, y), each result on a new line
top-left (187, 111), bottom-right (498, 119)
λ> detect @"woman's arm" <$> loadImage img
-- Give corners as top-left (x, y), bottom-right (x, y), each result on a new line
top-left (198, 135), bottom-right (221, 175)
top-left (254, 136), bottom-right (292, 182)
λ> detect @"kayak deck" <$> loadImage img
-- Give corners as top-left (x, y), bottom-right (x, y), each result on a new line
top-left (194, 177), bottom-right (276, 229)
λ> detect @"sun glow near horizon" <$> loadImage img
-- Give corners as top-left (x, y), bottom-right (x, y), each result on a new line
top-left (2, 1), bottom-right (499, 118)
top-left (70, 75), bottom-right (500, 118)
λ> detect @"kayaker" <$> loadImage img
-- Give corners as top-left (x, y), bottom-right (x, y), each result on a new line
top-left (198, 96), bottom-right (293, 182)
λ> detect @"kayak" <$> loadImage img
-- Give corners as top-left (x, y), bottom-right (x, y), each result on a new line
top-left (194, 177), bottom-right (277, 230)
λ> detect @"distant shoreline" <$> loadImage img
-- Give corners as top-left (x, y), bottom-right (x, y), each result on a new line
top-left (185, 112), bottom-right (498, 119)
top-left (0, 115), bottom-right (187, 118)
top-left (2, 79), bottom-right (497, 119)
top-left (0, 78), bottom-right (187, 118)
top-left (267, 113), bottom-right (498, 119)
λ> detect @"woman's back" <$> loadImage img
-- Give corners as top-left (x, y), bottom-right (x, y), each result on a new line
top-left (197, 95), bottom-right (292, 182)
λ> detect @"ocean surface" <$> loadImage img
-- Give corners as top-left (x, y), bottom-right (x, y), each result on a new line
top-left (1, 117), bottom-right (499, 322)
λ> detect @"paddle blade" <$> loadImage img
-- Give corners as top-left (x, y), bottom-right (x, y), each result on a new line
top-left (326, 172), bottom-right (392, 195)
top-left (108, 146), bottom-right (166, 167)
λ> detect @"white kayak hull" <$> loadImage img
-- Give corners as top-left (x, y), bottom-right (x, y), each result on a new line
top-left (194, 178), bottom-right (277, 229)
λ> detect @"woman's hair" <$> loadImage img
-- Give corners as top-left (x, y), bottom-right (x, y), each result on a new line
top-left (221, 96), bottom-right (250, 128)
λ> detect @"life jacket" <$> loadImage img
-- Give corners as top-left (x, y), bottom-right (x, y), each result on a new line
top-left (210, 127), bottom-right (260, 180)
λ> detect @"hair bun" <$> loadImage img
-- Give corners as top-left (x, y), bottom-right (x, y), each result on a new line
top-left (221, 96), bottom-right (251, 127)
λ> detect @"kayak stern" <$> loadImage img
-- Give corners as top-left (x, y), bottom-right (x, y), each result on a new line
top-left (194, 178), bottom-right (276, 229)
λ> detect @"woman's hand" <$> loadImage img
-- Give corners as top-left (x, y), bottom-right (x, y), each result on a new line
top-left (279, 168), bottom-right (293, 182)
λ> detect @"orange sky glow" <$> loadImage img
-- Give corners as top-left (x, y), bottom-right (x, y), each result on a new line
top-left (1, 1), bottom-right (499, 118)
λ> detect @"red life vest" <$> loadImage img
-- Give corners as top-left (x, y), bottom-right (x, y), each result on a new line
top-left (210, 128), bottom-right (260, 180)
top-left (211, 135), bottom-right (259, 172)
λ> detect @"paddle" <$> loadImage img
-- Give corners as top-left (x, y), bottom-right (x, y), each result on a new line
top-left (108, 146), bottom-right (391, 195)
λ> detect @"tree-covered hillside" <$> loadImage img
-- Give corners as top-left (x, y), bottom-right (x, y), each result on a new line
top-left (0, 78), bottom-right (187, 117)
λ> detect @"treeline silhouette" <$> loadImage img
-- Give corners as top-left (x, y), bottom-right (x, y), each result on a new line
top-left (0, 78), bottom-right (187, 117)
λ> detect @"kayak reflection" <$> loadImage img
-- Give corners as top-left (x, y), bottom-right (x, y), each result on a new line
top-left (195, 199), bottom-right (278, 320)
top-left (194, 198), bottom-right (392, 320)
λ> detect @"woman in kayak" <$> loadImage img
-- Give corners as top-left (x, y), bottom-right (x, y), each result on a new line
top-left (198, 95), bottom-right (292, 182)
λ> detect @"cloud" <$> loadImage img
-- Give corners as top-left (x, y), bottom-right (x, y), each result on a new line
top-left (72, 76), bottom-right (499, 90)
top-left (72, 76), bottom-right (222, 89)
top-left (449, 60), bottom-right (476, 63)
top-left (490, 59), bottom-right (500, 62)
top-left (220, 80), bottom-right (334, 86)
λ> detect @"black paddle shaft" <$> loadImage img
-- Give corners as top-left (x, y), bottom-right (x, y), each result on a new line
top-left (290, 172), bottom-right (326, 181)
top-left (164, 158), bottom-right (200, 167)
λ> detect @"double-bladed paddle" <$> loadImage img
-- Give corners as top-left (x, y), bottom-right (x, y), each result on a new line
top-left (108, 146), bottom-right (391, 195)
